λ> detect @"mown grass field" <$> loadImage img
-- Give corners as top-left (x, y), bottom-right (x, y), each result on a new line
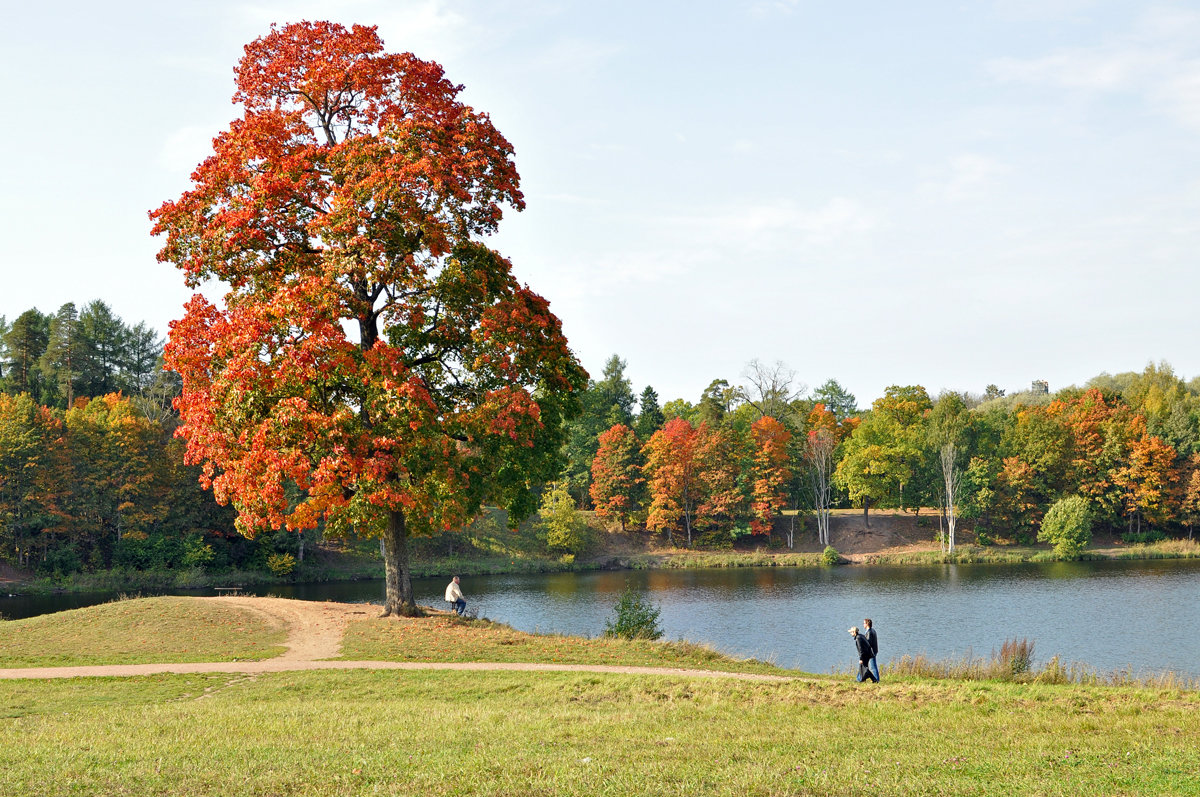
top-left (2, 598), bottom-right (1199, 795)
top-left (2, 669), bottom-right (1199, 796)
top-left (340, 615), bottom-right (783, 674)
top-left (0, 597), bottom-right (287, 667)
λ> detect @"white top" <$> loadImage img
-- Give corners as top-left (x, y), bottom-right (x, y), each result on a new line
top-left (445, 580), bottom-right (464, 602)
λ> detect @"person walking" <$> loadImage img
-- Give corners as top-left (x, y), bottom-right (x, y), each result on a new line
top-left (849, 626), bottom-right (878, 682)
top-left (445, 575), bottom-right (466, 616)
top-left (863, 618), bottom-right (880, 682)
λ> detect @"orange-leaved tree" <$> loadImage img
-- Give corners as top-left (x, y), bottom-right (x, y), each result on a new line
top-left (1112, 422), bottom-right (1179, 534)
top-left (642, 417), bottom-right (700, 546)
top-left (749, 416), bottom-right (791, 536)
top-left (589, 424), bottom-right (644, 531)
top-left (150, 21), bottom-right (586, 616)
top-left (693, 422), bottom-right (747, 534)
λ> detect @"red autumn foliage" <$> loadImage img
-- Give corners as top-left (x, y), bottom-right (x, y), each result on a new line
top-left (589, 424), bottom-right (644, 531)
top-left (151, 22), bottom-right (585, 614)
top-left (749, 416), bottom-right (792, 535)
top-left (693, 422), bottom-right (747, 533)
top-left (642, 417), bottom-right (700, 545)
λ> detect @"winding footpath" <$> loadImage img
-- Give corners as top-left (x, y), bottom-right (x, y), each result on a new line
top-left (0, 596), bottom-right (791, 683)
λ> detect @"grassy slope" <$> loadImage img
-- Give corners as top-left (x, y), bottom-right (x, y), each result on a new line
top-left (1, 670), bottom-right (1198, 796)
top-left (0, 597), bottom-right (287, 667)
top-left (340, 615), bottom-right (782, 674)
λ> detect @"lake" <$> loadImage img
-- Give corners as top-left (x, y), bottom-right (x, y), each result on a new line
top-left (4, 559), bottom-right (1199, 677)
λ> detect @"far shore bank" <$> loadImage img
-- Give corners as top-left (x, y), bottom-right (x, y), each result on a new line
top-left (4, 536), bottom-right (1199, 598)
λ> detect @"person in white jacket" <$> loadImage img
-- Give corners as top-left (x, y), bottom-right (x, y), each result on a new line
top-left (445, 575), bottom-right (466, 616)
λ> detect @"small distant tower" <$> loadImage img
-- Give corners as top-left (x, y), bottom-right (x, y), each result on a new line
top-left (1031, 380), bottom-right (1049, 395)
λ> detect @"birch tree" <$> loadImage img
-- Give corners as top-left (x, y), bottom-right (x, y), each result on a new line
top-left (929, 392), bottom-right (970, 552)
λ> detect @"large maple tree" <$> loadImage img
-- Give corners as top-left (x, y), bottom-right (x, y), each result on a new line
top-left (151, 21), bottom-right (586, 615)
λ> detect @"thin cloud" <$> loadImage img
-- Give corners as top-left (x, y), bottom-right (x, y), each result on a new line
top-left (530, 37), bottom-right (623, 76)
top-left (991, 0), bottom-right (1099, 23)
top-left (919, 154), bottom-right (1009, 202)
top-left (748, 0), bottom-right (800, 19)
top-left (709, 197), bottom-right (876, 246)
top-left (986, 7), bottom-right (1200, 130)
top-left (988, 48), bottom-right (1149, 91)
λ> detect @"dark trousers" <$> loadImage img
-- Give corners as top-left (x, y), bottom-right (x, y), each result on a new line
top-left (856, 661), bottom-right (878, 682)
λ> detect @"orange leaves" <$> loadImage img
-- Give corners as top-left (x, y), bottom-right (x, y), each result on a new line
top-left (749, 417), bottom-right (791, 536)
top-left (151, 20), bottom-right (585, 550)
top-left (642, 418), bottom-right (700, 538)
top-left (590, 424), bottom-right (644, 530)
top-left (1113, 433), bottom-right (1180, 526)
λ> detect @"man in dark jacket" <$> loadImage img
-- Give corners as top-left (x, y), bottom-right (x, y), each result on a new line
top-left (849, 626), bottom-right (878, 682)
top-left (863, 618), bottom-right (879, 681)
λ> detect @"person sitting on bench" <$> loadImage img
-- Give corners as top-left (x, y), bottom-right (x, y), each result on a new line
top-left (444, 575), bottom-right (466, 616)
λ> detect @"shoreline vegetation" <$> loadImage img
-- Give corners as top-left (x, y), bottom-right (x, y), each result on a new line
top-left (4, 533), bottom-right (1199, 597)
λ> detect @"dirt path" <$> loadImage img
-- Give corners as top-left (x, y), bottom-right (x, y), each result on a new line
top-left (0, 597), bottom-right (792, 683)
top-left (212, 596), bottom-right (376, 661)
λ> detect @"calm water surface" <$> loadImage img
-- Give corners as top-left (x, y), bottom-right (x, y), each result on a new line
top-left (5, 559), bottom-right (1199, 677)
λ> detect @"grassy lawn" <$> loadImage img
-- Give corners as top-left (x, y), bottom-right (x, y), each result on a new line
top-left (2, 670), bottom-right (1198, 796)
top-left (3, 597), bottom-right (1199, 794)
top-left (340, 615), bottom-right (785, 675)
top-left (0, 597), bottom-right (287, 667)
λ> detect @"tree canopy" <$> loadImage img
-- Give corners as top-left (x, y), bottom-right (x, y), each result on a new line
top-left (150, 21), bottom-right (586, 615)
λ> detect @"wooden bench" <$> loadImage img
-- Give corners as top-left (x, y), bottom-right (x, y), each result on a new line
top-left (213, 586), bottom-right (243, 596)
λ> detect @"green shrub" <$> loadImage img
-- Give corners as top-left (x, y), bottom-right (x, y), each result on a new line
top-left (537, 482), bottom-right (591, 555)
top-left (266, 552), bottom-right (296, 577)
top-left (1037, 495), bottom-right (1093, 559)
top-left (821, 545), bottom-right (840, 566)
top-left (1121, 529), bottom-right (1166, 545)
top-left (693, 528), bottom-right (733, 549)
top-left (37, 544), bottom-right (83, 577)
top-left (602, 584), bottom-right (663, 640)
top-left (182, 536), bottom-right (215, 569)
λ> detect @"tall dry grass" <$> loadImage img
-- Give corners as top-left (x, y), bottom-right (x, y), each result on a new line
top-left (1112, 538), bottom-right (1200, 560)
top-left (887, 637), bottom-right (1199, 689)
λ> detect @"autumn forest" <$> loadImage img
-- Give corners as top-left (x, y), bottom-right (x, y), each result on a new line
top-left (2, 299), bottom-right (1197, 579)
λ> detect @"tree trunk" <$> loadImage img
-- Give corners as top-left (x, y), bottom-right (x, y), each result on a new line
top-left (863, 497), bottom-right (870, 529)
top-left (380, 509), bottom-right (422, 617)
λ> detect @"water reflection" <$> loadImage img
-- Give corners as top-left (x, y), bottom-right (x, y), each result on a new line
top-left (4, 559), bottom-right (1199, 677)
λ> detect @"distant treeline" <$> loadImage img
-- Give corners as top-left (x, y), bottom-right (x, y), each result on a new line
top-left (6, 300), bottom-right (1200, 575)
top-left (0, 302), bottom-right (307, 577)
top-left (0, 300), bottom-right (168, 409)
top-left (563, 356), bottom-right (1200, 548)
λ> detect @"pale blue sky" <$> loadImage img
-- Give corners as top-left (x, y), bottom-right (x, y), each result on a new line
top-left (3, 1), bottom-right (1200, 408)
